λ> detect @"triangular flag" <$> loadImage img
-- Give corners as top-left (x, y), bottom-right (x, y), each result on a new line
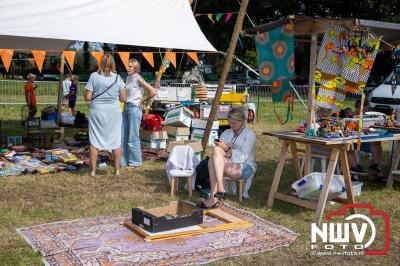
top-left (207, 14), bottom-right (214, 24)
top-left (165, 51), bottom-right (176, 68)
top-left (194, 13), bottom-right (201, 17)
top-left (216, 13), bottom-right (223, 22)
top-left (91, 51), bottom-right (103, 67)
top-left (117, 52), bottom-right (130, 71)
top-left (0, 49), bottom-right (14, 73)
top-left (31, 50), bottom-right (46, 73)
top-left (142, 52), bottom-right (154, 68)
top-left (63, 51), bottom-right (76, 71)
top-left (186, 52), bottom-right (199, 64)
top-left (225, 12), bottom-right (233, 23)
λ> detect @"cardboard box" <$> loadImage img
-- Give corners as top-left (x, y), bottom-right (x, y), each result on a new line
top-left (140, 129), bottom-right (168, 149)
top-left (191, 119), bottom-right (219, 130)
top-left (163, 126), bottom-right (190, 136)
top-left (162, 126), bottom-right (190, 142)
top-left (191, 128), bottom-right (219, 147)
top-left (164, 105), bottom-right (194, 127)
top-left (200, 105), bottom-right (231, 120)
top-left (168, 140), bottom-right (204, 161)
top-left (167, 140), bottom-right (203, 153)
top-left (132, 200), bottom-right (203, 233)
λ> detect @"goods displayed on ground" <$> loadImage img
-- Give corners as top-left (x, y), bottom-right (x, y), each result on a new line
top-left (124, 200), bottom-right (253, 241)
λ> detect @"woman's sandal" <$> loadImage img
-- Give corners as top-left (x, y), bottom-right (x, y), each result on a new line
top-left (197, 200), bottom-right (220, 209)
top-left (214, 192), bottom-right (226, 199)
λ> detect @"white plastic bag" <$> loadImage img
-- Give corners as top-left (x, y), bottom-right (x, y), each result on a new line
top-left (292, 172), bottom-right (345, 200)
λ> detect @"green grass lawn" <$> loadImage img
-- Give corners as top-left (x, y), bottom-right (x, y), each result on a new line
top-left (0, 102), bottom-right (399, 265)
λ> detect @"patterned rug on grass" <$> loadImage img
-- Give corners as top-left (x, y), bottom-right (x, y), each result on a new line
top-left (17, 203), bottom-right (298, 265)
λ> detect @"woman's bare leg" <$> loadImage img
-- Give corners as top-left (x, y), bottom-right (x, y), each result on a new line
top-left (112, 147), bottom-right (122, 174)
top-left (211, 146), bottom-right (226, 193)
top-left (89, 145), bottom-right (98, 175)
top-left (223, 162), bottom-right (242, 180)
top-left (208, 159), bottom-right (218, 195)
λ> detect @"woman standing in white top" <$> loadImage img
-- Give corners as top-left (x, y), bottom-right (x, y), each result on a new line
top-left (121, 59), bottom-right (156, 167)
top-left (199, 106), bottom-right (257, 209)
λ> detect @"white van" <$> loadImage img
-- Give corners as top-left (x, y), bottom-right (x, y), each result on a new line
top-left (369, 64), bottom-right (400, 110)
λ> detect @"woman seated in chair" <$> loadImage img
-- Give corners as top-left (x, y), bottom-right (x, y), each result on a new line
top-left (199, 107), bottom-right (257, 209)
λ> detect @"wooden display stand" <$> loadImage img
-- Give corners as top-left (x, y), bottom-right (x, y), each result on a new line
top-left (387, 141), bottom-right (400, 188)
top-left (264, 131), bottom-right (400, 225)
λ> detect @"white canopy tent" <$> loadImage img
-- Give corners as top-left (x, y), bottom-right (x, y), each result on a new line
top-left (0, 0), bottom-right (216, 52)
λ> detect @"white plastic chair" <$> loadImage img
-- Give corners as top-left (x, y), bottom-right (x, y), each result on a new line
top-left (165, 145), bottom-right (199, 197)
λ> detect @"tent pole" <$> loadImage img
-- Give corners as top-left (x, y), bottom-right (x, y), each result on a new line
top-left (304, 30), bottom-right (318, 175)
top-left (57, 54), bottom-right (65, 126)
top-left (201, 0), bottom-right (249, 154)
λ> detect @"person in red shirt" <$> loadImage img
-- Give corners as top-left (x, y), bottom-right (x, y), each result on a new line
top-left (24, 73), bottom-right (38, 120)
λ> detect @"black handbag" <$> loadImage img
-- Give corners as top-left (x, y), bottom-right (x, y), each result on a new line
top-left (195, 157), bottom-right (210, 190)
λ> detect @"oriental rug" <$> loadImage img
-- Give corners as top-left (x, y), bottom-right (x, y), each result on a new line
top-left (17, 202), bottom-right (297, 265)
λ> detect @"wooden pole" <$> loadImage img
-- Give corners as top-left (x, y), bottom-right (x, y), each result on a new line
top-left (304, 29), bottom-right (318, 175)
top-left (201, 0), bottom-right (250, 153)
top-left (56, 54), bottom-right (65, 125)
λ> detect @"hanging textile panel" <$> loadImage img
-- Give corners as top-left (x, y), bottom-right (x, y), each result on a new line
top-left (315, 25), bottom-right (380, 111)
top-left (340, 34), bottom-right (380, 94)
top-left (271, 79), bottom-right (292, 102)
top-left (315, 24), bottom-right (348, 111)
top-left (255, 24), bottom-right (295, 102)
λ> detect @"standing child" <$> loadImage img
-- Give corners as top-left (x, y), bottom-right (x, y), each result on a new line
top-left (24, 73), bottom-right (38, 120)
top-left (68, 75), bottom-right (79, 116)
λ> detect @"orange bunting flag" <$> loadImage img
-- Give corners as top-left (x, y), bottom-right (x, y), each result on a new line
top-left (165, 51), bottom-right (176, 68)
top-left (63, 51), bottom-right (76, 71)
top-left (118, 52), bottom-right (130, 71)
top-left (0, 49), bottom-right (14, 73)
top-left (186, 52), bottom-right (199, 64)
top-left (31, 50), bottom-right (46, 73)
top-left (142, 52), bottom-right (154, 68)
top-left (91, 51), bottom-right (104, 67)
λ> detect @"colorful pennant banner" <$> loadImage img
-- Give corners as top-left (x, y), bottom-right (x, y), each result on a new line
top-left (90, 51), bottom-right (104, 67)
top-left (142, 52), bottom-right (154, 68)
top-left (225, 13), bottom-right (234, 23)
top-left (0, 49), bottom-right (14, 73)
top-left (31, 50), bottom-right (46, 73)
top-left (165, 51), bottom-right (177, 68)
top-left (117, 52), bottom-right (130, 71)
top-left (194, 12), bottom-right (235, 24)
top-left (0, 50), bottom-right (201, 72)
top-left (63, 51), bottom-right (76, 71)
top-left (207, 14), bottom-right (214, 24)
top-left (186, 52), bottom-right (199, 64)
